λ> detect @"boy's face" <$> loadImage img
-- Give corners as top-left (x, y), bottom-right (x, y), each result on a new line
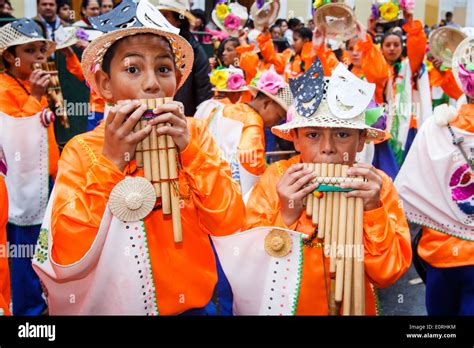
top-left (3, 41), bottom-right (48, 78)
top-left (96, 35), bottom-right (179, 103)
top-left (291, 127), bottom-right (366, 165)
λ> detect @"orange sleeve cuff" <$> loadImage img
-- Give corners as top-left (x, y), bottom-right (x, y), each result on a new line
top-left (257, 32), bottom-right (271, 46)
top-left (236, 44), bottom-right (255, 54)
top-left (179, 137), bottom-right (203, 172)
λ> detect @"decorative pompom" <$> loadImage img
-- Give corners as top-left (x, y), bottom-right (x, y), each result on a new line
top-left (109, 177), bottom-right (156, 222)
top-left (433, 104), bottom-right (458, 127)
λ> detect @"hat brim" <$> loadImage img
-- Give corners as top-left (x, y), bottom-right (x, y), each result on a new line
top-left (250, 1), bottom-right (280, 32)
top-left (156, 6), bottom-right (197, 26)
top-left (452, 36), bottom-right (474, 97)
top-left (211, 10), bottom-right (247, 37)
top-left (0, 37), bottom-right (56, 56)
top-left (56, 36), bottom-right (79, 50)
top-left (81, 27), bottom-right (194, 98)
top-left (313, 3), bottom-right (356, 42)
top-left (429, 27), bottom-right (466, 68)
top-left (271, 114), bottom-right (385, 142)
top-left (213, 86), bottom-right (249, 92)
top-left (248, 85), bottom-right (289, 112)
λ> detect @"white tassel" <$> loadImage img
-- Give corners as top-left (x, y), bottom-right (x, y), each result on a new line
top-left (433, 104), bottom-right (458, 127)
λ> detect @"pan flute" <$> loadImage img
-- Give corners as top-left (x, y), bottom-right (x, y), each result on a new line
top-left (33, 62), bottom-right (70, 128)
top-left (304, 163), bottom-right (365, 316)
top-left (133, 97), bottom-right (182, 243)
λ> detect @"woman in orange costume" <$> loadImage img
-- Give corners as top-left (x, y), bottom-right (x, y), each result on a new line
top-left (243, 60), bottom-right (412, 315)
top-left (32, 0), bottom-right (245, 315)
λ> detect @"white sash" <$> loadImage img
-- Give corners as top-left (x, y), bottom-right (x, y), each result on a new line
top-left (32, 188), bottom-right (159, 315)
top-left (211, 227), bottom-right (304, 315)
top-left (395, 116), bottom-right (474, 240)
top-left (0, 112), bottom-right (49, 226)
top-left (413, 64), bottom-right (433, 128)
top-left (195, 100), bottom-right (259, 196)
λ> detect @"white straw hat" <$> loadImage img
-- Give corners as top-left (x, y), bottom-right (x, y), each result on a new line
top-left (452, 36), bottom-right (474, 98)
top-left (212, 1), bottom-right (248, 38)
top-left (272, 61), bottom-right (385, 142)
top-left (82, 0), bottom-right (194, 96)
top-left (250, 0), bottom-right (280, 32)
top-left (155, 0), bottom-right (197, 26)
top-left (248, 67), bottom-right (293, 112)
top-left (54, 26), bottom-right (79, 50)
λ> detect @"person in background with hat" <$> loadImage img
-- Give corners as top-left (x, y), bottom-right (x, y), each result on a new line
top-left (190, 8), bottom-right (228, 44)
top-left (156, 0), bottom-right (213, 116)
top-left (395, 36), bottom-right (474, 315)
top-left (0, 18), bottom-right (61, 315)
top-left (32, 0), bottom-right (244, 315)
top-left (0, 161), bottom-right (11, 316)
top-left (244, 59), bottom-right (412, 315)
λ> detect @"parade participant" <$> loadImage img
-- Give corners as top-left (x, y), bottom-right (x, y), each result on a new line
top-left (396, 36), bottom-right (474, 315)
top-left (196, 67), bottom-right (292, 197)
top-left (213, 59), bottom-right (411, 315)
top-left (32, 0), bottom-right (244, 315)
top-left (0, 17), bottom-right (61, 315)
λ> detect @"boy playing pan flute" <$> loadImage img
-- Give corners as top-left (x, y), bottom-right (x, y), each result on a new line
top-left (212, 59), bottom-right (412, 315)
top-left (32, 0), bottom-right (244, 315)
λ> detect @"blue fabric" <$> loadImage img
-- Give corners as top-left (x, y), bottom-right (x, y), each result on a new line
top-left (425, 264), bottom-right (474, 315)
top-left (6, 223), bottom-right (47, 316)
top-left (372, 141), bottom-right (400, 181)
top-left (210, 238), bottom-right (233, 316)
top-left (402, 127), bottom-right (417, 163)
top-left (87, 111), bottom-right (104, 131)
top-left (179, 298), bottom-right (217, 316)
top-left (264, 128), bottom-right (276, 152)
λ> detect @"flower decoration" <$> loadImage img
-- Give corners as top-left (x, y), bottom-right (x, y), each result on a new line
top-left (399, 0), bottom-right (415, 12)
top-left (253, 70), bottom-right (285, 95)
top-left (210, 67), bottom-right (246, 91)
top-left (370, 4), bottom-right (380, 19)
top-left (75, 28), bottom-right (89, 41)
top-left (458, 63), bottom-right (474, 97)
top-left (227, 73), bottom-right (246, 90)
top-left (379, 1), bottom-right (400, 21)
top-left (215, 2), bottom-right (242, 31)
top-left (210, 69), bottom-right (229, 90)
top-left (223, 13), bottom-right (240, 31)
top-left (256, 0), bottom-right (265, 10)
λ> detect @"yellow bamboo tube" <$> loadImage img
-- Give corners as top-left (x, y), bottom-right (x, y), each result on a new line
top-left (324, 163), bottom-right (335, 256)
top-left (329, 164), bottom-right (341, 274)
top-left (306, 163), bottom-right (314, 217)
top-left (146, 99), bottom-right (161, 197)
top-left (140, 99), bottom-right (152, 184)
top-left (312, 163), bottom-right (321, 226)
top-left (317, 163), bottom-right (328, 239)
top-left (155, 98), bottom-right (171, 214)
top-left (134, 118), bottom-right (143, 168)
top-left (167, 132), bottom-right (182, 243)
top-left (343, 197), bottom-right (356, 315)
top-left (335, 165), bottom-right (349, 303)
top-left (353, 196), bottom-right (365, 315)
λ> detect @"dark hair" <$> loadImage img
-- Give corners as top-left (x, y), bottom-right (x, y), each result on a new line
top-left (190, 8), bottom-right (207, 30)
top-left (2, 45), bottom-right (17, 69)
top-left (446, 11), bottom-right (453, 17)
top-left (217, 37), bottom-right (239, 66)
top-left (270, 24), bottom-right (280, 33)
top-left (288, 18), bottom-right (301, 30)
top-left (294, 27), bottom-right (312, 41)
top-left (275, 18), bottom-right (287, 27)
top-left (56, 0), bottom-right (70, 12)
top-left (80, 0), bottom-right (99, 17)
top-left (381, 31), bottom-right (404, 79)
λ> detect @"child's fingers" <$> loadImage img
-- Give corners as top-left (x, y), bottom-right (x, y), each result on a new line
top-left (110, 100), bottom-right (141, 130)
top-left (148, 112), bottom-right (187, 130)
top-left (129, 124), bottom-right (152, 144)
top-left (120, 103), bottom-right (147, 135)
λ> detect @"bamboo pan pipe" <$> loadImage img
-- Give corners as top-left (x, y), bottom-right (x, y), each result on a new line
top-left (33, 62), bottom-right (70, 128)
top-left (133, 98), bottom-right (182, 243)
top-left (303, 163), bottom-right (365, 316)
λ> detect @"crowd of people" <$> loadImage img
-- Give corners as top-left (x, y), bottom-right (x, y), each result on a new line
top-left (0, 0), bottom-right (472, 316)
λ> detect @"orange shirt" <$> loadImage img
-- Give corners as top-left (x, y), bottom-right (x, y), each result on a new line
top-left (221, 103), bottom-right (266, 176)
top-left (50, 118), bottom-right (245, 315)
top-left (244, 155), bottom-right (412, 315)
top-left (0, 73), bottom-right (59, 179)
top-left (402, 20), bottom-right (428, 79)
top-left (353, 34), bottom-right (390, 104)
top-left (418, 104), bottom-right (474, 268)
top-left (0, 176), bottom-right (11, 315)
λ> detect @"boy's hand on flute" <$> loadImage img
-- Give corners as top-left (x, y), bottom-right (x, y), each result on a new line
top-left (277, 163), bottom-right (319, 227)
top-left (340, 162), bottom-right (382, 211)
top-left (102, 100), bottom-right (151, 172)
top-left (148, 101), bottom-right (190, 151)
top-left (30, 69), bottom-right (51, 102)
